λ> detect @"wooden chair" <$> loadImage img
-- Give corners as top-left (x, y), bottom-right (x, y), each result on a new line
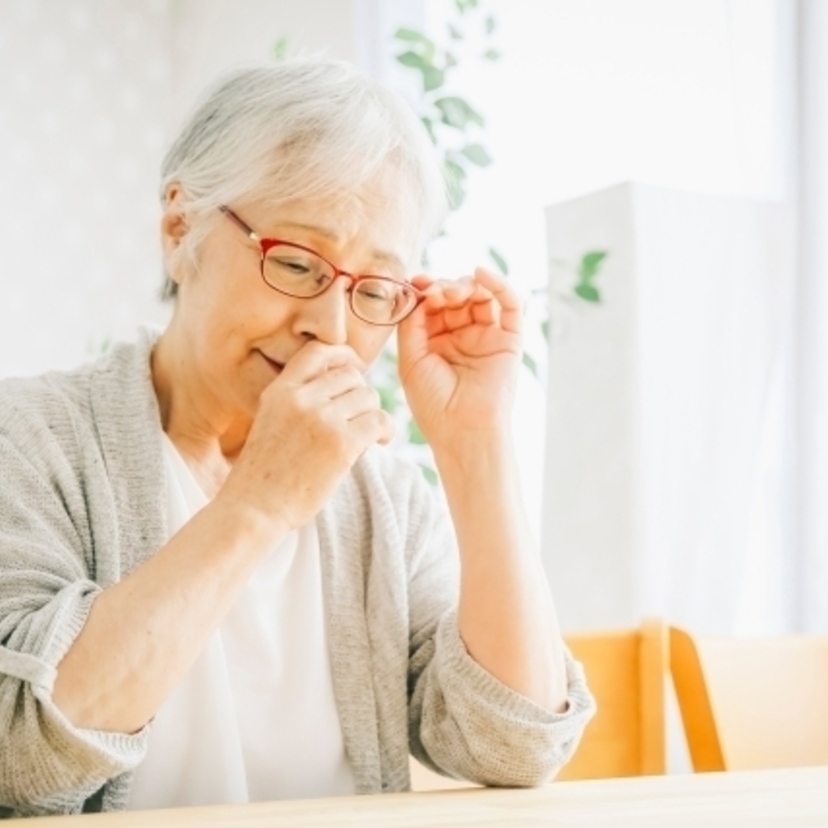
top-left (558, 618), bottom-right (667, 780)
top-left (670, 626), bottom-right (828, 771)
top-left (410, 619), bottom-right (669, 790)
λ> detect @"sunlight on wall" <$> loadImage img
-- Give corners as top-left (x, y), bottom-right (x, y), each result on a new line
top-left (415, 0), bottom-right (778, 545)
top-left (0, 0), bottom-right (171, 377)
top-left (423, 0), bottom-right (777, 293)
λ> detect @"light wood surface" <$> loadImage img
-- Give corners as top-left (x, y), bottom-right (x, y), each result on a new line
top-left (670, 626), bottom-right (828, 771)
top-left (12, 767), bottom-right (828, 827)
top-left (409, 619), bottom-right (669, 791)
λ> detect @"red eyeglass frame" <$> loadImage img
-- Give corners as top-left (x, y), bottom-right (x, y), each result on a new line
top-left (219, 205), bottom-right (423, 326)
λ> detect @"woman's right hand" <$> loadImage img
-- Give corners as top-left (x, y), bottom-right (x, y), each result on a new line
top-left (219, 341), bottom-right (395, 533)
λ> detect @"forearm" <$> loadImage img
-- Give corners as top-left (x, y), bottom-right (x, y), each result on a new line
top-left (52, 496), bottom-right (283, 733)
top-left (435, 433), bottom-right (568, 712)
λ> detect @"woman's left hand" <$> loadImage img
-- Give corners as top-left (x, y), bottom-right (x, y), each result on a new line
top-left (397, 267), bottom-right (522, 450)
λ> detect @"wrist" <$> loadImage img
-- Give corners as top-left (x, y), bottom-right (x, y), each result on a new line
top-left (432, 428), bottom-right (518, 488)
top-left (209, 487), bottom-right (292, 548)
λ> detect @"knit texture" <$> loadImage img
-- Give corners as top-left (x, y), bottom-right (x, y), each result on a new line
top-left (0, 330), bottom-right (594, 817)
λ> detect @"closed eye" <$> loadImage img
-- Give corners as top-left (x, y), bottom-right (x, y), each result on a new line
top-left (275, 259), bottom-right (311, 274)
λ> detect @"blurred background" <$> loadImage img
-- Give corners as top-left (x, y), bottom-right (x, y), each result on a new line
top-left (0, 0), bottom-right (825, 640)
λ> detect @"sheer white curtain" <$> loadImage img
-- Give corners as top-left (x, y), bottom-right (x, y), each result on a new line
top-left (413, 0), bottom-right (801, 634)
top-left (793, 0), bottom-right (828, 632)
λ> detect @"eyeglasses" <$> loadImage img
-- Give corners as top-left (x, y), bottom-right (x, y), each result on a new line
top-left (219, 206), bottom-right (422, 326)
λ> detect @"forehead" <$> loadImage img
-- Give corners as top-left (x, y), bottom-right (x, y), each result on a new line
top-left (252, 169), bottom-right (420, 269)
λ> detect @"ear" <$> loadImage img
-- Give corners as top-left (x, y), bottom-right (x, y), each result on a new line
top-left (160, 184), bottom-right (190, 286)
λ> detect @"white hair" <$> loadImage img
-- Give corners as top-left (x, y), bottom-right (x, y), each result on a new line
top-left (160, 58), bottom-right (448, 298)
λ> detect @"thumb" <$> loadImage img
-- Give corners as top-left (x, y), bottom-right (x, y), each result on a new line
top-left (396, 300), bottom-right (430, 380)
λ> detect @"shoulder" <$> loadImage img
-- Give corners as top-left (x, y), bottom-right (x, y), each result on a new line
top-left (0, 329), bottom-right (158, 472)
top-left (0, 365), bottom-right (96, 461)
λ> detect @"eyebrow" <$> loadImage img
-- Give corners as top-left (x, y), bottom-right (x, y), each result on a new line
top-left (276, 221), bottom-right (406, 272)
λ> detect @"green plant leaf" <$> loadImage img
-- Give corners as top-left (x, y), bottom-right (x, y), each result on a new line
top-left (448, 23), bottom-right (463, 40)
top-left (394, 27), bottom-right (436, 50)
top-left (420, 116), bottom-right (436, 143)
top-left (485, 15), bottom-right (496, 34)
top-left (445, 51), bottom-right (458, 68)
top-left (522, 351), bottom-right (539, 378)
top-left (408, 420), bottom-right (427, 445)
top-left (574, 283), bottom-right (601, 303)
top-left (445, 154), bottom-right (468, 179)
top-left (483, 48), bottom-right (501, 61)
top-left (488, 246), bottom-right (509, 275)
top-left (579, 250), bottom-right (608, 281)
top-left (397, 50), bottom-right (444, 92)
top-left (435, 96), bottom-right (485, 128)
top-left (444, 158), bottom-right (468, 210)
top-left (461, 143), bottom-right (492, 166)
top-left (445, 181), bottom-right (467, 211)
top-left (397, 50), bottom-right (430, 70)
top-left (541, 319), bottom-right (550, 341)
top-left (376, 384), bottom-right (399, 414)
top-left (273, 37), bottom-right (289, 60)
top-left (435, 97), bottom-right (467, 128)
top-left (422, 65), bottom-right (445, 92)
top-left (420, 464), bottom-right (439, 486)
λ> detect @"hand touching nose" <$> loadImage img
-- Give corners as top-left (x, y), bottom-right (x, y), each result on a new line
top-left (220, 340), bottom-right (395, 532)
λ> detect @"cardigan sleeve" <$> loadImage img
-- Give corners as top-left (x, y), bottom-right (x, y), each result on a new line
top-left (0, 433), bottom-right (148, 817)
top-left (405, 479), bottom-right (595, 787)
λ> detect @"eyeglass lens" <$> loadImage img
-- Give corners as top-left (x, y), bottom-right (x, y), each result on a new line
top-left (263, 245), bottom-right (416, 324)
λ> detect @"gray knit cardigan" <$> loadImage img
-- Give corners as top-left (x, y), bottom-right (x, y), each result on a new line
top-left (0, 330), bottom-right (594, 818)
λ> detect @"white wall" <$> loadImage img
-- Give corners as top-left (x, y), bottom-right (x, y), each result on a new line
top-left (170, 0), bottom-right (361, 119)
top-left (544, 183), bottom-right (791, 634)
top-left (0, 0), bottom-right (378, 380)
top-left (0, 0), bottom-right (172, 377)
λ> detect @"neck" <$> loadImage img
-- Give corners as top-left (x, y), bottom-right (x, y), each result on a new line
top-left (151, 321), bottom-right (251, 493)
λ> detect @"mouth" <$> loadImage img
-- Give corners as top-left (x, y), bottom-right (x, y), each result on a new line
top-left (258, 351), bottom-right (285, 373)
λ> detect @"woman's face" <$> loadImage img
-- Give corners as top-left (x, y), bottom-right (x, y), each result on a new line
top-left (162, 177), bottom-right (416, 422)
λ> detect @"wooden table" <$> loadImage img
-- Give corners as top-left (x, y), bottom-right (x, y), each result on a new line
top-left (15, 767), bottom-right (828, 827)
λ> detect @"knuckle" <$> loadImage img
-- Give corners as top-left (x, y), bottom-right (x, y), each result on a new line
top-left (345, 365), bottom-right (363, 383)
top-left (364, 385), bottom-right (381, 408)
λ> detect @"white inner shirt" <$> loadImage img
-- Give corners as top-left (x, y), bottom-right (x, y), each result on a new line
top-left (126, 435), bottom-right (355, 810)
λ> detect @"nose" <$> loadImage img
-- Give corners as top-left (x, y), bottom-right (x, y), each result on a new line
top-left (295, 277), bottom-right (351, 345)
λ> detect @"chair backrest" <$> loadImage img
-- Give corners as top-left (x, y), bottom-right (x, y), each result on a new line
top-left (557, 618), bottom-right (668, 780)
top-left (670, 626), bottom-right (828, 771)
top-left (409, 618), bottom-right (668, 791)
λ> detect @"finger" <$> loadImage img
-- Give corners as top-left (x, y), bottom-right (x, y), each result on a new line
top-left (398, 297), bottom-right (431, 367)
top-left (420, 277), bottom-right (477, 311)
top-left (471, 297), bottom-right (498, 326)
top-left (437, 282), bottom-right (499, 330)
top-left (425, 309), bottom-right (449, 338)
top-left (280, 341), bottom-right (366, 384)
top-left (424, 280), bottom-right (494, 315)
top-left (472, 267), bottom-right (522, 334)
top-left (349, 408), bottom-right (396, 448)
top-left (444, 304), bottom-right (475, 330)
top-left (330, 384), bottom-right (382, 421)
top-left (300, 364), bottom-right (365, 403)
top-left (410, 273), bottom-right (434, 291)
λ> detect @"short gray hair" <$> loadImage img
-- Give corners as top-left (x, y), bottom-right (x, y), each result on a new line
top-left (159, 59), bottom-right (448, 299)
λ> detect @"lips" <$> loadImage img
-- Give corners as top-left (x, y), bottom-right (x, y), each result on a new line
top-left (258, 351), bottom-right (285, 372)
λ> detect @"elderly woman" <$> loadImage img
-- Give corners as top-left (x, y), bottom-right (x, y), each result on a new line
top-left (0, 59), bottom-right (593, 817)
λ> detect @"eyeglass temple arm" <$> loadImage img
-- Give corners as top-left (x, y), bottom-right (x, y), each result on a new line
top-left (219, 205), bottom-right (261, 242)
